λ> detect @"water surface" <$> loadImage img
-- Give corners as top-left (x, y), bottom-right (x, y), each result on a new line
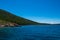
top-left (0, 25), bottom-right (60, 40)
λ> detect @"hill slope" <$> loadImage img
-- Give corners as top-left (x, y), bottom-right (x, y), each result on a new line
top-left (0, 9), bottom-right (42, 25)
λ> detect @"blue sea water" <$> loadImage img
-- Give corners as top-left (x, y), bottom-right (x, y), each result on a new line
top-left (0, 25), bottom-right (60, 40)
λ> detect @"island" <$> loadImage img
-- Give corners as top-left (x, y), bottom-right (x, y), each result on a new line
top-left (0, 9), bottom-right (50, 27)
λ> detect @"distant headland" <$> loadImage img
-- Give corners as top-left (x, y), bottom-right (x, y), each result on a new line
top-left (0, 9), bottom-right (51, 27)
top-left (0, 9), bottom-right (59, 27)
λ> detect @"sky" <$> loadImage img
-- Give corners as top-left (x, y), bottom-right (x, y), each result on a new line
top-left (0, 0), bottom-right (60, 24)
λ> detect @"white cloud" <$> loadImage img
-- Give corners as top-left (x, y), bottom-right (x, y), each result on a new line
top-left (24, 16), bottom-right (60, 24)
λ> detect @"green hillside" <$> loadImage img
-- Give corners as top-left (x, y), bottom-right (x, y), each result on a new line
top-left (0, 9), bottom-right (41, 25)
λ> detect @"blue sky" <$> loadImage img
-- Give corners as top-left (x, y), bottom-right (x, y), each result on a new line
top-left (0, 0), bottom-right (60, 24)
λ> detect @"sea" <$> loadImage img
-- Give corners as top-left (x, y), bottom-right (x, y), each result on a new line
top-left (0, 25), bottom-right (60, 40)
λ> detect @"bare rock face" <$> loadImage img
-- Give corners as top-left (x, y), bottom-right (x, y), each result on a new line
top-left (0, 22), bottom-right (19, 27)
top-left (0, 25), bottom-right (5, 27)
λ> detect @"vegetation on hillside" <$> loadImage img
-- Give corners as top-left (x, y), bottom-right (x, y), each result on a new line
top-left (0, 9), bottom-right (41, 25)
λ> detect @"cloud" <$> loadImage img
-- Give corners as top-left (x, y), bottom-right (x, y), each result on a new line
top-left (24, 16), bottom-right (60, 24)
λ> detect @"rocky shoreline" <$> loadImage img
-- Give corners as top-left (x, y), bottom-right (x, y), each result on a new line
top-left (0, 23), bottom-right (20, 27)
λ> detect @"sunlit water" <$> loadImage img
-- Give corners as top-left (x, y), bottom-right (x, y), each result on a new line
top-left (0, 25), bottom-right (60, 40)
